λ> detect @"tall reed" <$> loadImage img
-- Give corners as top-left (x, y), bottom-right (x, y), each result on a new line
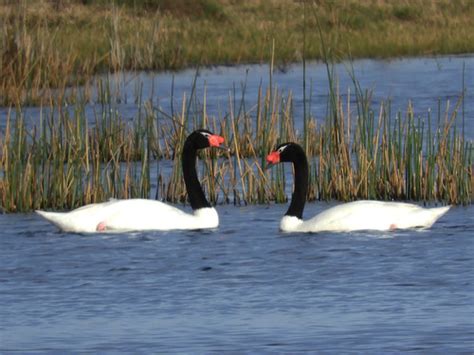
top-left (0, 70), bottom-right (472, 213)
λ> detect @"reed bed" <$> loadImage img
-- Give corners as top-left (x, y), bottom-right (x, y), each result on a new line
top-left (0, 73), bottom-right (472, 212)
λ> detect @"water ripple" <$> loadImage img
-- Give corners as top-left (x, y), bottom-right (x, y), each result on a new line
top-left (1, 196), bottom-right (473, 352)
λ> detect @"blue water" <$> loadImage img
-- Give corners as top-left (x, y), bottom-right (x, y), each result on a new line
top-left (103, 55), bottom-right (474, 139)
top-left (1, 203), bottom-right (473, 352)
top-left (1, 56), bottom-right (474, 351)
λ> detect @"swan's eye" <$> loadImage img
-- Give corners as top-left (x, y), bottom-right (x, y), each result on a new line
top-left (200, 132), bottom-right (211, 138)
top-left (278, 145), bottom-right (288, 153)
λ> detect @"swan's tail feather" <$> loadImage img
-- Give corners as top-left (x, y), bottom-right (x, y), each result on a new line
top-left (422, 205), bottom-right (451, 228)
top-left (36, 210), bottom-right (68, 231)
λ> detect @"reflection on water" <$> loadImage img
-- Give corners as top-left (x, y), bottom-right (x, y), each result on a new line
top-left (0, 204), bottom-right (473, 352)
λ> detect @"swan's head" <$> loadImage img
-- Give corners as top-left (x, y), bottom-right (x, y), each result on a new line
top-left (188, 129), bottom-right (227, 151)
top-left (266, 142), bottom-right (305, 167)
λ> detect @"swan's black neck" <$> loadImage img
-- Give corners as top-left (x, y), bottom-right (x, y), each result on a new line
top-left (182, 138), bottom-right (211, 210)
top-left (285, 149), bottom-right (308, 219)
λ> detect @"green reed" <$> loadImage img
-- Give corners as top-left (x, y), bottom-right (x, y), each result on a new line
top-left (0, 80), bottom-right (163, 211)
top-left (0, 69), bottom-right (472, 212)
top-left (310, 80), bottom-right (472, 205)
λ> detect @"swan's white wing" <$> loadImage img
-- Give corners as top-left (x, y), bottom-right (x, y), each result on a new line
top-left (101, 199), bottom-right (198, 231)
top-left (300, 201), bottom-right (450, 232)
top-left (36, 199), bottom-right (219, 233)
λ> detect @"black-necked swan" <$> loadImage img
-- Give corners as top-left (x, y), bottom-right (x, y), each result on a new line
top-left (36, 129), bottom-right (228, 233)
top-left (266, 142), bottom-right (451, 233)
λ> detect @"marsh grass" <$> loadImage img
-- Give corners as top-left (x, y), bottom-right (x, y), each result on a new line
top-left (0, 68), bottom-right (472, 212)
top-left (0, 1), bottom-right (471, 211)
top-left (2, 0), bottom-right (474, 105)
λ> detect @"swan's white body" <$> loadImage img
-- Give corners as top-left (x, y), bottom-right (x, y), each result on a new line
top-left (267, 143), bottom-right (451, 233)
top-left (36, 129), bottom-right (226, 233)
top-left (280, 200), bottom-right (450, 233)
top-left (36, 199), bottom-right (219, 233)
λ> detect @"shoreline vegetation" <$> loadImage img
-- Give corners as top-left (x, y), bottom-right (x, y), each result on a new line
top-left (0, 0), bottom-right (473, 212)
top-left (0, 68), bottom-right (472, 212)
top-left (2, 0), bottom-right (474, 105)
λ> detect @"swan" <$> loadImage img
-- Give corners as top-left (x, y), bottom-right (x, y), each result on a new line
top-left (36, 129), bottom-right (228, 233)
top-left (266, 142), bottom-right (451, 233)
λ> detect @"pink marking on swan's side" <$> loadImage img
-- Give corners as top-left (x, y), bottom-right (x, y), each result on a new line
top-left (96, 221), bottom-right (107, 232)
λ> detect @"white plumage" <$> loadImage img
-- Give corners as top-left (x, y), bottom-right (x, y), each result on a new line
top-left (280, 200), bottom-right (450, 233)
top-left (36, 199), bottom-right (219, 233)
top-left (267, 142), bottom-right (450, 233)
top-left (36, 130), bottom-right (226, 233)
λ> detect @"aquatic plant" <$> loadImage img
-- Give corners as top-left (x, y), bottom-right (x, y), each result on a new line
top-left (0, 1), bottom-right (471, 212)
top-left (0, 68), bottom-right (471, 213)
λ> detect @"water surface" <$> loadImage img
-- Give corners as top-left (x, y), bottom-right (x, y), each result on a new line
top-left (1, 55), bottom-right (473, 351)
top-left (1, 203), bottom-right (473, 352)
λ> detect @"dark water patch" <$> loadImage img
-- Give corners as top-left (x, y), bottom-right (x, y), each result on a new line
top-left (221, 228), bottom-right (237, 234)
top-left (108, 267), bottom-right (132, 272)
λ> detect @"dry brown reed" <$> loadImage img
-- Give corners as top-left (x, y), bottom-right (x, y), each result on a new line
top-left (0, 73), bottom-right (471, 213)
